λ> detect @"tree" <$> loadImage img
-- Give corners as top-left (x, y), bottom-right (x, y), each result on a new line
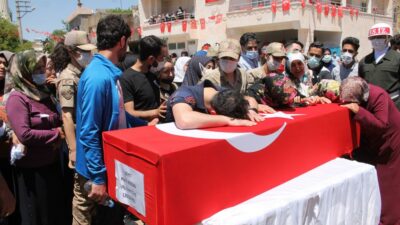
top-left (0, 18), bottom-right (32, 52)
top-left (43, 29), bottom-right (67, 54)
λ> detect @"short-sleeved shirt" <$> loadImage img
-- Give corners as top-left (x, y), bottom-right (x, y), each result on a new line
top-left (165, 80), bottom-right (219, 122)
top-left (120, 68), bottom-right (160, 110)
top-left (200, 67), bottom-right (254, 93)
top-left (331, 62), bottom-right (359, 82)
top-left (56, 63), bottom-right (81, 111)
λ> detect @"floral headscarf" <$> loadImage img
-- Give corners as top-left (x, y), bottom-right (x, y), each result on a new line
top-left (340, 77), bottom-right (369, 104)
top-left (311, 79), bottom-right (341, 102)
top-left (1, 51), bottom-right (15, 106)
top-left (9, 50), bottom-right (50, 101)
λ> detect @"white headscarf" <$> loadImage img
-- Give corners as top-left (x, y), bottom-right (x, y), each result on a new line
top-left (173, 56), bottom-right (191, 83)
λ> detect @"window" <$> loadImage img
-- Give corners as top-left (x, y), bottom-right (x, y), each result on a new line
top-left (177, 42), bottom-right (186, 49)
top-left (168, 43), bottom-right (177, 50)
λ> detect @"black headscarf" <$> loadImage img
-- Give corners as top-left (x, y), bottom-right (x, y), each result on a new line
top-left (182, 55), bottom-right (212, 86)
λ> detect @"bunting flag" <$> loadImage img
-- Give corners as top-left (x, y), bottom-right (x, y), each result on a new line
top-left (216, 14), bottom-right (223, 24)
top-left (182, 20), bottom-right (188, 32)
top-left (137, 27), bottom-right (142, 36)
top-left (331, 5), bottom-right (336, 17)
top-left (190, 19), bottom-right (197, 29)
top-left (208, 15), bottom-right (216, 20)
top-left (200, 18), bottom-right (206, 30)
top-left (355, 8), bottom-right (359, 17)
top-left (324, 4), bottom-right (329, 16)
top-left (282, 0), bottom-right (290, 12)
top-left (160, 22), bottom-right (165, 33)
top-left (167, 22), bottom-right (172, 33)
top-left (316, 1), bottom-right (322, 14)
top-left (301, 0), bottom-right (306, 9)
top-left (350, 7), bottom-right (354, 17)
top-left (271, 1), bottom-right (277, 13)
top-left (25, 28), bottom-right (30, 33)
top-left (338, 6), bottom-right (343, 18)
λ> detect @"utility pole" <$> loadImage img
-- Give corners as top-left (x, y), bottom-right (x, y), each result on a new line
top-left (15, 0), bottom-right (35, 43)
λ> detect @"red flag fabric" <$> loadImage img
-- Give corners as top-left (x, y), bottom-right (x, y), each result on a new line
top-left (190, 19), bottom-right (197, 29)
top-left (350, 7), bottom-right (354, 17)
top-left (316, 2), bottom-right (322, 14)
top-left (208, 15), bottom-right (216, 20)
top-left (355, 8), bottom-right (359, 17)
top-left (282, 0), bottom-right (290, 11)
top-left (324, 4), bottom-right (329, 16)
top-left (331, 5), bottom-right (336, 17)
top-left (301, 0), bottom-right (306, 9)
top-left (271, 1), bottom-right (277, 13)
top-left (167, 22), bottom-right (172, 33)
top-left (182, 20), bottom-right (187, 32)
top-left (338, 6), bottom-right (343, 17)
top-left (200, 18), bottom-right (206, 30)
top-left (137, 27), bottom-right (142, 36)
top-left (216, 14), bottom-right (223, 24)
top-left (160, 22), bottom-right (166, 33)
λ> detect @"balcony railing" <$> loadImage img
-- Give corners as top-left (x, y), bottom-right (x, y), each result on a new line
top-left (144, 12), bottom-right (194, 26)
top-left (228, 0), bottom-right (388, 16)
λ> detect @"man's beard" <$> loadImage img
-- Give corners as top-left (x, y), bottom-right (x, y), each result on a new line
top-left (160, 78), bottom-right (174, 84)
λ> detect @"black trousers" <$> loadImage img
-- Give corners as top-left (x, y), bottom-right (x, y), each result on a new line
top-left (14, 162), bottom-right (66, 225)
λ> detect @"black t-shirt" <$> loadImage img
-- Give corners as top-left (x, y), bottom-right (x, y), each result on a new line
top-left (120, 68), bottom-right (160, 110)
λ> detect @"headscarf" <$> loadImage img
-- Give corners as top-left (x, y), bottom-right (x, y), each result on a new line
top-left (310, 79), bottom-right (341, 102)
top-left (340, 77), bottom-right (370, 104)
top-left (173, 56), bottom-right (191, 83)
top-left (9, 50), bottom-right (51, 101)
top-left (182, 55), bottom-right (212, 86)
top-left (0, 51), bottom-right (15, 105)
top-left (285, 52), bottom-right (312, 97)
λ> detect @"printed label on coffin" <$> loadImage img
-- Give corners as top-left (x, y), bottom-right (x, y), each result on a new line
top-left (155, 112), bottom-right (303, 153)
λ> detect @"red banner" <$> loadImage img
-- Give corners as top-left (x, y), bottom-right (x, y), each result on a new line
top-left (301, 0), bottom-right (306, 9)
top-left (167, 22), bottom-right (172, 33)
top-left (331, 5), bottom-right (336, 17)
top-left (282, 0), bottom-right (290, 12)
top-left (182, 20), bottom-right (187, 32)
top-left (324, 4), bottom-right (329, 16)
top-left (205, 0), bottom-right (218, 3)
top-left (271, 1), bottom-right (277, 13)
top-left (350, 7), bottom-right (354, 17)
top-left (160, 22), bottom-right (165, 33)
top-left (355, 8), bottom-right (359, 17)
top-left (191, 19), bottom-right (197, 30)
top-left (338, 6), bottom-right (343, 18)
top-left (200, 18), bottom-right (206, 30)
top-left (216, 14), bottom-right (223, 24)
top-left (137, 27), bottom-right (142, 36)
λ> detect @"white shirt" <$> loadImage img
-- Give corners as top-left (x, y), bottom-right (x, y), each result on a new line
top-left (374, 47), bottom-right (389, 64)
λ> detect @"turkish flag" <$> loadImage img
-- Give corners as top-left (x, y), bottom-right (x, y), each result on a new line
top-left (316, 2), bottom-right (322, 14)
top-left (200, 18), bottom-right (206, 30)
top-left (282, 0), bottom-right (290, 11)
top-left (137, 27), bottom-right (142, 36)
top-left (205, 0), bottom-right (218, 3)
top-left (167, 22), bottom-right (172, 33)
top-left (331, 5), bottom-right (336, 17)
top-left (338, 6), bottom-right (343, 17)
top-left (350, 7), bottom-right (354, 17)
top-left (182, 20), bottom-right (187, 32)
top-left (216, 14), bottom-right (223, 24)
top-left (324, 4), bottom-right (329, 16)
top-left (160, 22), bottom-right (165, 33)
top-left (271, 1), bottom-right (277, 13)
top-left (301, 0), bottom-right (306, 9)
top-left (191, 19), bottom-right (197, 29)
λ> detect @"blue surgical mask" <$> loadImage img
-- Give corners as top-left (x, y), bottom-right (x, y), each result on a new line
top-left (245, 50), bottom-right (259, 60)
top-left (76, 52), bottom-right (92, 68)
top-left (371, 38), bottom-right (387, 52)
top-left (32, 73), bottom-right (47, 85)
top-left (322, 55), bottom-right (332, 64)
top-left (340, 52), bottom-right (354, 65)
top-left (219, 59), bottom-right (237, 74)
top-left (307, 56), bottom-right (321, 69)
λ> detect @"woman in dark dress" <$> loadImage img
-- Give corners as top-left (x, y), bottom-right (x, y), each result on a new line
top-left (340, 77), bottom-right (400, 225)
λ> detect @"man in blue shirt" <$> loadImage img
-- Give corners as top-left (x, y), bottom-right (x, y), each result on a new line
top-left (75, 15), bottom-right (131, 225)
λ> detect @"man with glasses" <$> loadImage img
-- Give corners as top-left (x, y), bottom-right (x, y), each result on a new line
top-left (307, 41), bottom-right (333, 85)
top-left (359, 23), bottom-right (400, 110)
top-left (332, 37), bottom-right (360, 82)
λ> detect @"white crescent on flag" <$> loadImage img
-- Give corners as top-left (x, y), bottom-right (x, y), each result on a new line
top-left (155, 112), bottom-right (303, 153)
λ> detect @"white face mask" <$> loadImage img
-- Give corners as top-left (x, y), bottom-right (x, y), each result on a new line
top-left (266, 57), bottom-right (281, 72)
top-left (199, 63), bottom-right (211, 77)
top-left (371, 38), bottom-right (387, 52)
top-left (219, 59), bottom-right (237, 74)
top-left (76, 52), bottom-right (92, 68)
top-left (341, 52), bottom-right (354, 65)
top-left (32, 73), bottom-right (47, 85)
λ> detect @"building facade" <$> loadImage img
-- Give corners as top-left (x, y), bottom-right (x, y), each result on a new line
top-left (139, 0), bottom-right (394, 58)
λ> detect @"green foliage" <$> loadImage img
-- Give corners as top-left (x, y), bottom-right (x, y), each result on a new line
top-left (0, 18), bottom-right (33, 52)
top-left (106, 8), bottom-right (132, 14)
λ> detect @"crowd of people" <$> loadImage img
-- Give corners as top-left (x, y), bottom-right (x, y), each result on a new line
top-left (0, 14), bottom-right (399, 225)
top-left (146, 6), bottom-right (194, 25)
